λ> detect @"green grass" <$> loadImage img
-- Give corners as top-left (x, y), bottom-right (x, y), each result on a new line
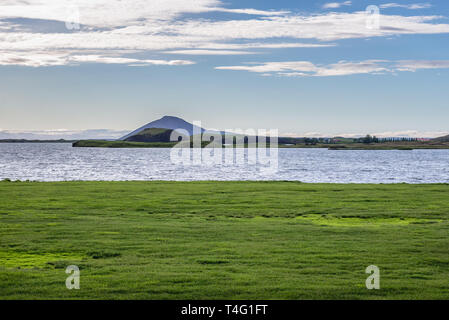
top-left (0, 181), bottom-right (449, 299)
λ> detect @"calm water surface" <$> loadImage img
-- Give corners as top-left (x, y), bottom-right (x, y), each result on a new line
top-left (0, 143), bottom-right (448, 183)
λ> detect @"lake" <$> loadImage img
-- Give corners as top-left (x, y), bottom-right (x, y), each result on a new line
top-left (0, 143), bottom-right (448, 183)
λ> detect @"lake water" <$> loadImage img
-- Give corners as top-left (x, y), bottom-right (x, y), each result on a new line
top-left (0, 143), bottom-right (448, 183)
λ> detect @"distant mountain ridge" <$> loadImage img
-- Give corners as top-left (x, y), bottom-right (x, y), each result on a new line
top-left (119, 116), bottom-right (204, 140)
top-left (119, 116), bottom-right (449, 143)
top-left (433, 134), bottom-right (449, 142)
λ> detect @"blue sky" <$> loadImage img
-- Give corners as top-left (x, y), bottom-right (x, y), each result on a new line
top-left (0, 0), bottom-right (449, 139)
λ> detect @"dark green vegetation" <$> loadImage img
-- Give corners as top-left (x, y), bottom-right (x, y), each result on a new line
top-left (281, 135), bottom-right (449, 150)
top-left (1, 181), bottom-right (448, 299)
top-left (323, 135), bottom-right (449, 150)
top-left (124, 128), bottom-right (176, 143)
top-left (72, 140), bottom-right (179, 148)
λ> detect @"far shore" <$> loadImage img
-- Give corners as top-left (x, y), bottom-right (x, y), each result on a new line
top-left (2, 138), bottom-right (449, 150)
top-left (71, 139), bottom-right (449, 150)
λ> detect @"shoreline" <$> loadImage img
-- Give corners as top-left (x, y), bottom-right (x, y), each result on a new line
top-left (2, 180), bottom-right (449, 185)
top-left (71, 140), bottom-right (449, 150)
top-left (2, 140), bottom-right (449, 150)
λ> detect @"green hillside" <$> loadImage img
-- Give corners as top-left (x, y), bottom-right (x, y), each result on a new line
top-left (124, 128), bottom-right (177, 143)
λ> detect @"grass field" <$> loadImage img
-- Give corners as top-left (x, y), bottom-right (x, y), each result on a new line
top-left (0, 181), bottom-right (448, 299)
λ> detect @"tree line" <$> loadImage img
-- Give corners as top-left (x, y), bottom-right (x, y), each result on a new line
top-left (354, 135), bottom-right (419, 144)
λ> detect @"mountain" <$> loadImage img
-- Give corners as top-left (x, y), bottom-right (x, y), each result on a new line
top-left (119, 116), bottom-right (205, 140)
top-left (433, 134), bottom-right (449, 142)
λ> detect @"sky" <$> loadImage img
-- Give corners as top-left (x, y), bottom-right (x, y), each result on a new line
top-left (0, 0), bottom-right (449, 139)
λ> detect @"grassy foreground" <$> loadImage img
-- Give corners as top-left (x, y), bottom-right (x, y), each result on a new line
top-left (0, 181), bottom-right (448, 300)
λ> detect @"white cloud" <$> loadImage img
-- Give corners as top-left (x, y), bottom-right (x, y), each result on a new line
top-left (395, 60), bottom-right (449, 71)
top-left (70, 55), bottom-right (194, 66)
top-left (213, 8), bottom-right (289, 16)
top-left (0, 51), bottom-right (69, 67)
top-left (164, 49), bottom-right (254, 55)
top-left (216, 59), bottom-right (449, 77)
top-left (0, 0), bottom-right (223, 28)
top-left (217, 61), bottom-right (318, 73)
top-left (380, 3), bottom-right (432, 10)
top-left (0, 1), bottom-right (448, 66)
top-left (173, 12), bottom-right (449, 42)
top-left (322, 1), bottom-right (352, 9)
top-left (196, 42), bottom-right (337, 50)
top-left (0, 51), bottom-right (194, 67)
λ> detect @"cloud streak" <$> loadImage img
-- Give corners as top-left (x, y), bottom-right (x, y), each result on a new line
top-left (164, 49), bottom-right (254, 55)
top-left (216, 60), bottom-right (449, 77)
top-left (380, 3), bottom-right (432, 10)
top-left (0, 51), bottom-right (195, 67)
top-left (322, 1), bottom-right (352, 9)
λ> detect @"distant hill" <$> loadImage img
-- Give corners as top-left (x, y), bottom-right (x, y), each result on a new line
top-left (119, 116), bottom-right (205, 140)
top-left (433, 134), bottom-right (449, 142)
top-left (125, 128), bottom-right (178, 143)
